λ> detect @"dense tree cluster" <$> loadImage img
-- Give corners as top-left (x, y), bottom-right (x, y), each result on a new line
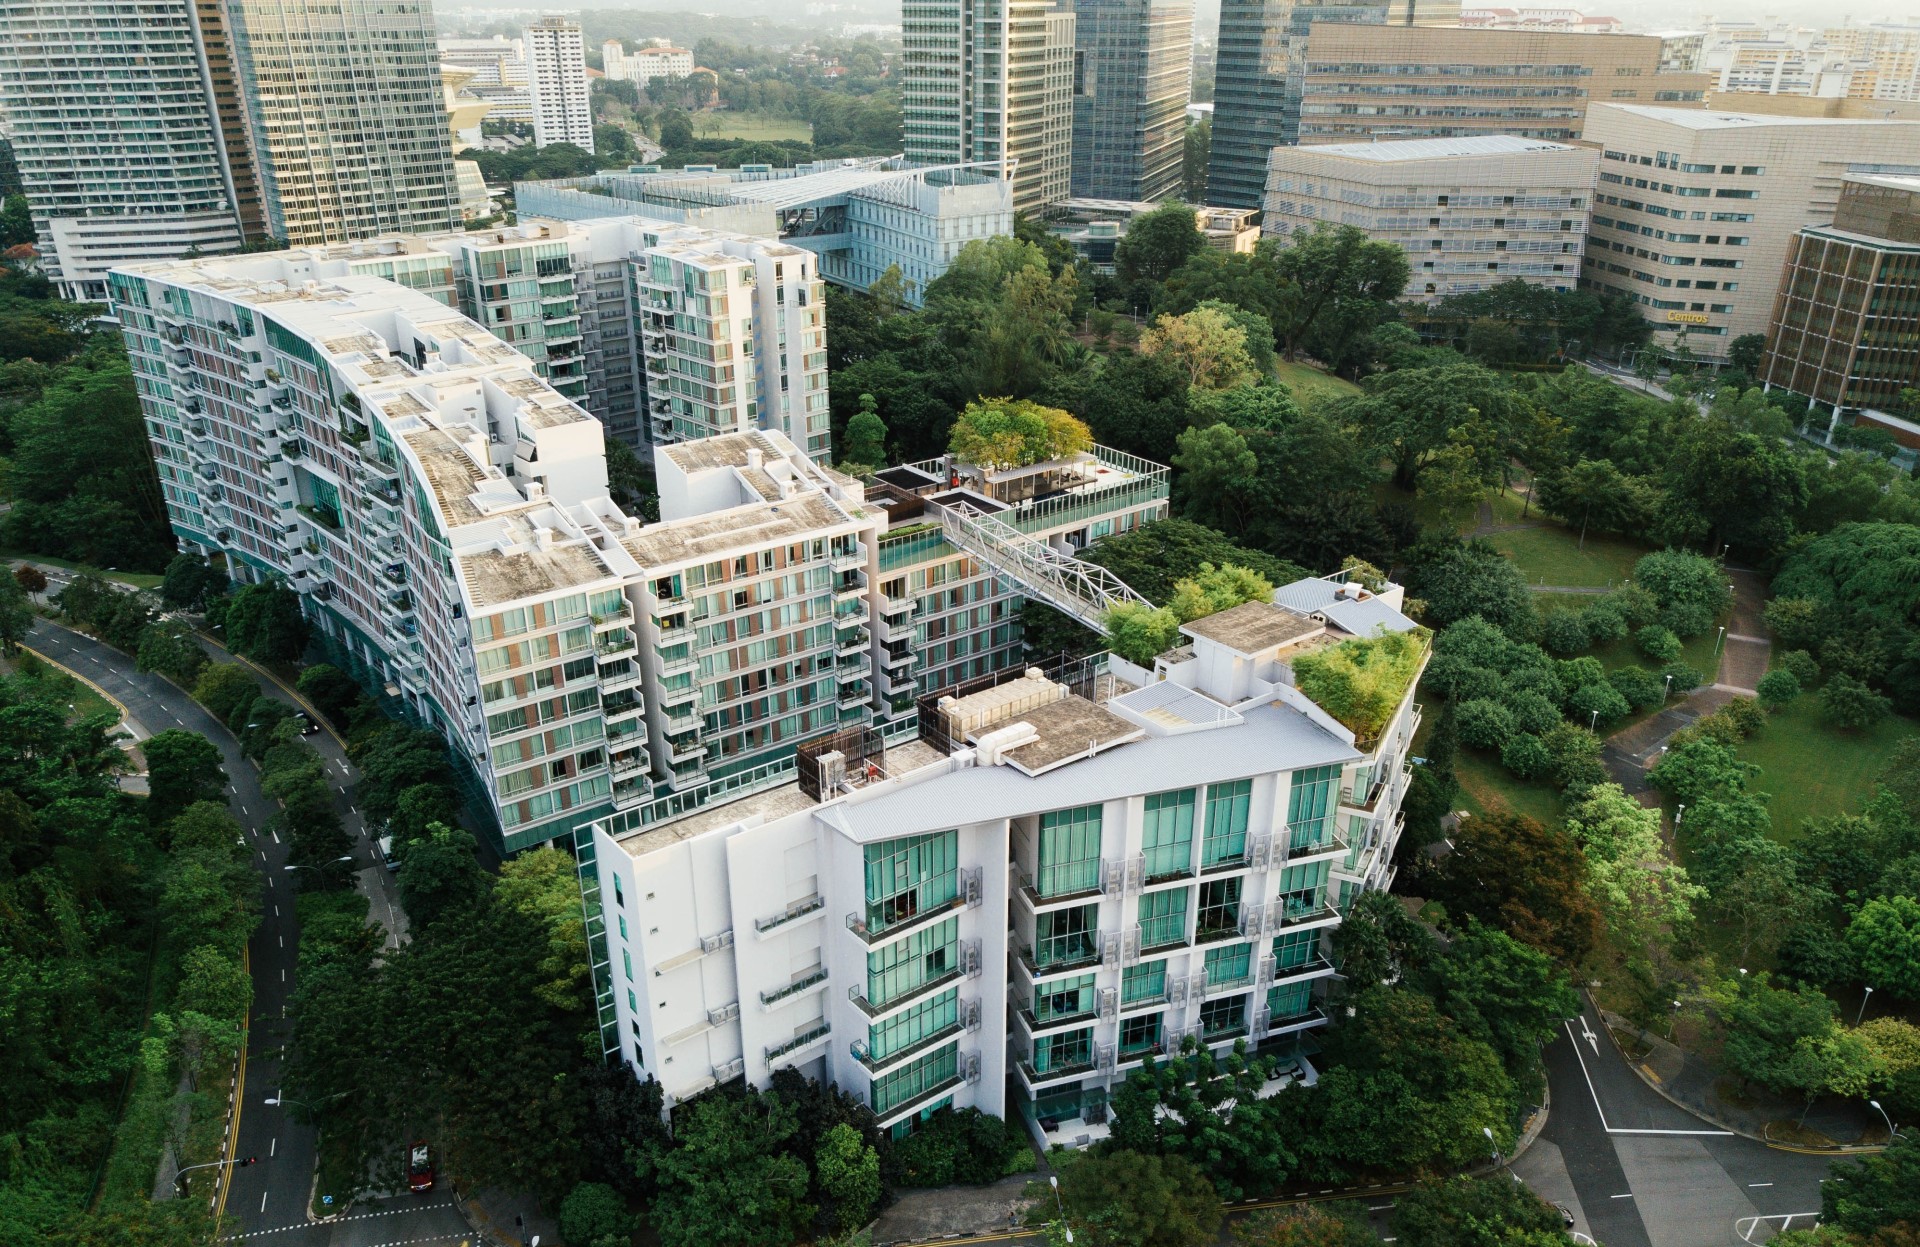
top-left (0, 664), bottom-right (254, 1244)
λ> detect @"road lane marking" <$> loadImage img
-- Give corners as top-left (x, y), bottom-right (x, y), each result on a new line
top-left (1611, 1194), bottom-right (1635, 1199)
top-left (1749, 1183), bottom-right (1774, 1188)
top-left (271, 830), bottom-right (280, 844)
top-left (270, 1138), bottom-right (276, 1157)
top-left (1561, 1020), bottom-right (1733, 1137)
top-left (260, 1190), bottom-right (268, 1213)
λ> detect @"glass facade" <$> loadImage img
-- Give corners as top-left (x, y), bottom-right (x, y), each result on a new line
top-left (1138, 888), bottom-right (1188, 950)
top-left (1201, 778), bottom-right (1252, 866)
top-left (872, 1041), bottom-right (960, 1115)
top-left (1038, 804), bottom-right (1103, 897)
top-left (869, 988), bottom-right (961, 1061)
top-left (1142, 788), bottom-right (1196, 879)
top-left (1204, 941), bottom-right (1254, 989)
top-left (1287, 764), bottom-right (1340, 850)
top-left (1123, 959), bottom-right (1167, 1004)
top-left (1035, 904), bottom-right (1100, 970)
top-left (864, 831), bottom-right (959, 933)
top-left (1031, 1025), bottom-right (1095, 1074)
top-left (866, 917), bottom-right (960, 1010)
top-left (1034, 974), bottom-right (1098, 1024)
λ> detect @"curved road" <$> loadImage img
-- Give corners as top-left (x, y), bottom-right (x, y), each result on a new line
top-left (27, 620), bottom-right (468, 1247)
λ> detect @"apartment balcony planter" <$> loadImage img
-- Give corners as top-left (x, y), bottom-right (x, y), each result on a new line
top-left (851, 1016), bottom-right (968, 1074)
top-left (754, 894), bottom-right (826, 936)
top-left (844, 892), bottom-right (967, 946)
top-left (591, 603), bottom-right (634, 627)
top-left (1018, 1052), bottom-right (1098, 1090)
top-left (759, 967), bottom-right (830, 1008)
top-left (1018, 939), bottom-right (1103, 978)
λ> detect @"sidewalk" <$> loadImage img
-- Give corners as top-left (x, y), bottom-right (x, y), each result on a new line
top-left (1597, 1009), bottom-right (1881, 1150)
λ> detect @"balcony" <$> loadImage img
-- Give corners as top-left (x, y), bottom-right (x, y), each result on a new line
top-left (652, 616), bottom-right (693, 646)
top-left (845, 893), bottom-right (967, 946)
top-left (851, 1015), bottom-right (969, 1074)
top-left (837, 628), bottom-right (870, 657)
top-left (597, 631), bottom-right (637, 658)
top-left (1018, 863), bottom-right (1103, 908)
top-left (755, 894), bottom-right (826, 936)
top-left (759, 967), bottom-right (830, 1008)
top-left (657, 650), bottom-right (700, 678)
top-left (828, 543), bottom-right (868, 573)
top-left (1286, 819), bottom-right (1349, 861)
top-left (847, 967), bottom-right (966, 1019)
top-left (663, 733), bottom-right (706, 764)
top-left (835, 600), bottom-right (871, 627)
top-left (1018, 936), bottom-right (1102, 977)
top-left (611, 750), bottom-right (647, 777)
top-left (1272, 894), bottom-right (1339, 929)
top-left (838, 682), bottom-right (870, 708)
top-left (1019, 1048), bottom-right (1098, 1087)
top-left (766, 1023), bottom-right (832, 1066)
top-left (1259, 1006), bottom-right (1330, 1037)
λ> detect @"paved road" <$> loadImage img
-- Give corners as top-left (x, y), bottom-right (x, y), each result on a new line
top-left (25, 619), bottom-right (466, 1247)
top-left (1520, 998), bottom-right (1832, 1247)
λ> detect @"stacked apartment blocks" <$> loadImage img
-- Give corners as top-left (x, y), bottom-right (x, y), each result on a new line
top-left (589, 588), bottom-right (1427, 1140)
top-left (111, 237), bottom-right (1167, 853)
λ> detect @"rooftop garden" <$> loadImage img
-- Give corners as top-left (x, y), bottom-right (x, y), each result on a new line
top-left (1292, 627), bottom-right (1432, 747)
top-left (1104, 562), bottom-right (1274, 667)
top-left (947, 397), bottom-right (1092, 471)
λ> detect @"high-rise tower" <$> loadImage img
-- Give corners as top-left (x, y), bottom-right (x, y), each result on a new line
top-left (227, 0), bottom-right (462, 244)
top-left (902, 0), bottom-right (1078, 213)
top-left (0, 0), bottom-right (249, 300)
top-left (527, 17), bottom-right (596, 153)
top-left (1206, 0), bottom-right (1460, 209)
top-left (1071, 0), bottom-right (1193, 202)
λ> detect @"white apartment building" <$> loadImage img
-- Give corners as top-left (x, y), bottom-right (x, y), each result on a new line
top-left (526, 17), bottom-right (595, 153)
top-left (607, 44), bottom-right (696, 87)
top-left (439, 35), bottom-right (534, 124)
top-left (0, 0), bottom-right (249, 300)
top-left (111, 242), bottom-right (1171, 854)
top-left (1580, 102), bottom-right (1920, 360)
top-left (602, 39), bottom-right (627, 79)
top-left (589, 587), bottom-right (1426, 1139)
top-left (1264, 136), bottom-right (1599, 301)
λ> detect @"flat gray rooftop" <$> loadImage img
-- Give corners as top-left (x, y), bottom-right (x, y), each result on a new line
top-left (1181, 601), bottom-right (1323, 655)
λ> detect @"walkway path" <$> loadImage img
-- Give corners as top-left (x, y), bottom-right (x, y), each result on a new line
top-left (1600, 568), bottom-right (1770, 803)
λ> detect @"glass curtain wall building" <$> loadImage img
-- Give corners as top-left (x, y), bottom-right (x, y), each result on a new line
top-left (1071, 0), bottom-right (1194, 202)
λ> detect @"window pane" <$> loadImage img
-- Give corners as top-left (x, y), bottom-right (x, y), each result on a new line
top-left (1142, 789), bottom-right (1196, 879)
top-left (1123, 959), bottom-right (1166, 1004)
top-left (1201, 778), bottom-right (1251, 866)
top-left (1137, 888), bottom-right (1189, 950)
top-left (1287, 765), bottom-right (1340, 850)
top-left (863, 831), bottom-right (959, 933)
top-left (1038, 804), bottom-right (1102, 898)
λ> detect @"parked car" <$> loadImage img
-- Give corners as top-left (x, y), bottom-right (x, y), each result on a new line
top-left (407, 1142), bottom-right (434, 1193)
top-left (379, 835), bottom-right (399, 872)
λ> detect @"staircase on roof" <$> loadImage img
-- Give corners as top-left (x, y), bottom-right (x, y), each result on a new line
top-left (938, 501), bottom-right (1151, 634)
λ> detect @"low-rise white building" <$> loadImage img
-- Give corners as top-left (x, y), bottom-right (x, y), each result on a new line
top-left (1264, 136), bottom-right (1599, 302)
top-left (590, 587), bottom-right (1427, 1140)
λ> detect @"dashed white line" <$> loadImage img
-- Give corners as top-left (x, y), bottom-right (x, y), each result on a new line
top-left (278, 935), bottom-right (284, 948)
top-left (1749, 1183), bottom-right (1774, 1188)
top-left (259, 1190), bottom-right (268, 1214)
top-left (270, 1137), bottom-right (276, 1157)
top-left (271, 829), bottom-right (280, 844)
top-left (280, 969), bottom-right (285, 982)
top-left (1611, 1194), bottom-right (1635, 1200)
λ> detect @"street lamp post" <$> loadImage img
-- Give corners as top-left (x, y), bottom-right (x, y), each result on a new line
top-left (1858, 985), bottom-right (1875, 1026)
top-left (1047, 1174), bottom-right (1075, 1245)
top-left (1667, 999), bottom-right (1683, 1039)
top-left (283, 856), bottom-right (354, 873)
top-left (174, 1155), bottom-right (256, 1195)
top-left (1869, 1099), bottom-right (1901, 1140)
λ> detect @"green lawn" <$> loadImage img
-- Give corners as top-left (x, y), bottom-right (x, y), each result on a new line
top-left (3, 548), bottom-right (164, 590)
top-left (1494, 523), bottom-right (1646, 589)
top-left (1273, 360), bottom-right (1361, 408)
top-left (4, 654), bottom-right (120, 723)
top-left (691, 111), bottom-right (812, 142)
top-left (1456, 748), bottom-right (1565, 825)
top-left (1733, 698), bottom-right (1916, 841)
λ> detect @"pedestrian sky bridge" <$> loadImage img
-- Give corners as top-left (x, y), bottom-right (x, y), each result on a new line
top-left (939, 500), bottom-right (1153, 635)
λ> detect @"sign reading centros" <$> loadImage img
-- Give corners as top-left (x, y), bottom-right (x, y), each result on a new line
top-left (1665, 311), bottom-right (1711, 325)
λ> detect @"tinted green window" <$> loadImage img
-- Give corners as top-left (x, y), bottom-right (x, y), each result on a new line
top-left (1120, 1012), bottom-right (1162, 1054)
top-left (864, 831), bottom-right (958, 932)
top-left (1123, 959), bottom-right (1166, 1004)
top-left (1142, 789), bottom-right (1195, 878)
top-left (1035, 904), bottom-right (1098, 970)
top-left (1197, 877), bottom-right (1242, 936)
top-left (1138, 888), bottom-right (1188, 950)
top-left (1038, 805), bottom-right (1102, 897)
top-left (1032, 1026), bottom-right (1094, 1074)
top-left (1204, 942), bottom-right (1253, 989)
top-left (1033, 974), bottom-right (1097, 1023)
top-left (1268, 979), bottom-right (1314, 1021)
top-left (869, 988), bottom-right (959, 1060)
top-left (1273, 928), bottom-right (1321, 970)
top-left (866, 917), bottom-right (959, 1009)
top-left (1287, 765), bottom-right (1340, 849)
top-left (871, 1042), bottom-right (960, 1115)
top-left (1201, 778), bottom-right (1252, 866)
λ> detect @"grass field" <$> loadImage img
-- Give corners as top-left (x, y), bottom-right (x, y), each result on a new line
top-left (1273, 360), bottom-right (1362, 408)
top-left (691, 111), bottom-right (812, 142)
top-left (3, 548), bottom-right (164, 590)
top-left (4, 653), bottom-right (120, 723)
top-left (1455, 748), bottom-right (1565, 825)
top-left (1494, 523), bottom-right (1645, 589)
top-left (1734, 698), bottom-right (1915, 841)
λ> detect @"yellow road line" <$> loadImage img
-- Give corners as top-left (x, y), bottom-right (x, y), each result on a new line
top-left (17, 643), bottom-right (131, 723)
top-left (213, 945), bottom-right (251, 1227)
top-left (203, 635), bottom-right (350, 752)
